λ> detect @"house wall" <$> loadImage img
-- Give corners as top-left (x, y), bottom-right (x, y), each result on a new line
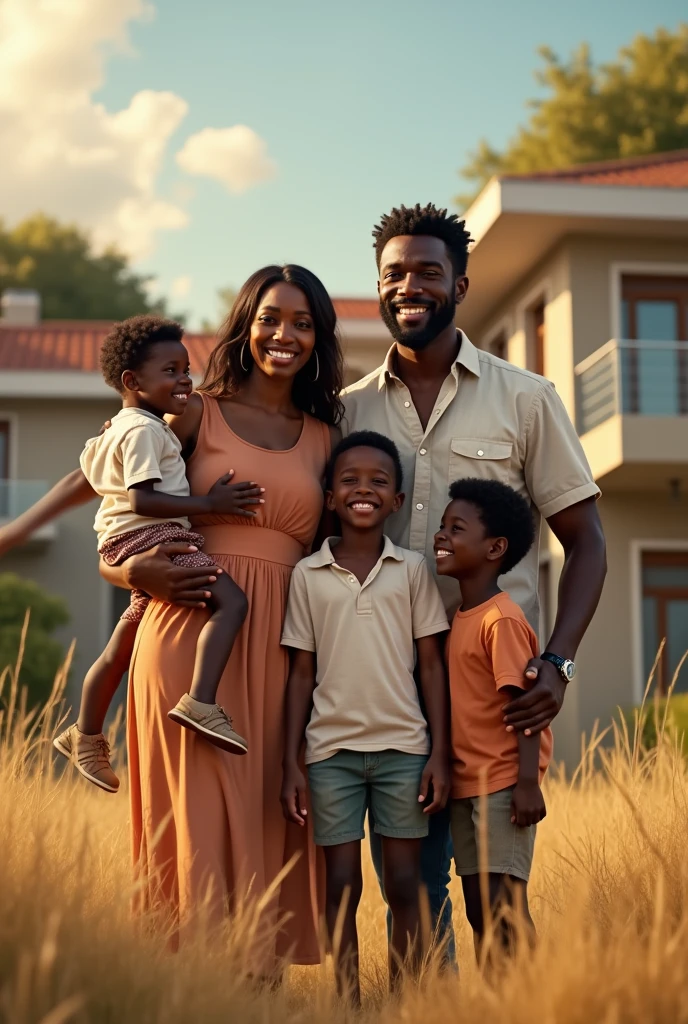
top-left (567, 235), bottom-right (688, 362)
top-left (575, 492), bottom-right (688, 744)
top-left (471, 233), bottom-right (688, 767)
top-left (0, 397), bottom-right (119, 696)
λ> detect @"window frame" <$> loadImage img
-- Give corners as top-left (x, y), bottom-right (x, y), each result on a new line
top-left (631, 540), bottom-right (688, 701)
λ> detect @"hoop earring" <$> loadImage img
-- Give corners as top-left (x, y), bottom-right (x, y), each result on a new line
top-left (240, 341), bottom-right (250, 373)
top-left (311, 350), bottom-right (320, 382)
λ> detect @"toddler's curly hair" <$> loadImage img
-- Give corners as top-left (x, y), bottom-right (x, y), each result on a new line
top-left (99, 315), bottom-right (184, 393)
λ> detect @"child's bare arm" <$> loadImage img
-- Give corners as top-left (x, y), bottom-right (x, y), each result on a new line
top-left (128, 474), bottom-right (264, 519)
top-left (416, 632), bottom-right (450, 814)
top-left (0, 469), bottom-right (96, 556)
top-left (280, 649), bottom-right (316, 826)
top-left (503, 684), bottom-right (546, 827)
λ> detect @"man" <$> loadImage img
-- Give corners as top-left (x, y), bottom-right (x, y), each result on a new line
top-left (341, 203), bottom-right (607, 963)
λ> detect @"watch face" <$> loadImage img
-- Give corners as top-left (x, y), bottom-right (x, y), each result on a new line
top-left (564, 660), bottom-right (576, 681)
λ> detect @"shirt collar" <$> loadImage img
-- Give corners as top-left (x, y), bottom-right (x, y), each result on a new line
top-left (308, 534), bottom-right (405, 567)
top-left (378, 329), bottom-right (481, 391)
top-left (117, 407), bottom-right (167, 425)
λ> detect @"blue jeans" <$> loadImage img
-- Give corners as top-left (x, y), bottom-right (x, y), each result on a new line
top-left (369, 803), bottom-right (457, 969)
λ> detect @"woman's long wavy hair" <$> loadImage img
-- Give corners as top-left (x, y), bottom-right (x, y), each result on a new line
top-left (198, 264), bottom-right (344, 426)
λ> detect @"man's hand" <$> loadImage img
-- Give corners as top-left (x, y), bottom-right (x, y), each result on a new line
top-left (280, 763), bottom-right (308, 826)
top-left (124, 542), bottom-right (222, 608)
top-left (419, 751), bottom-right (449, 814)
top-left (510, 780), bottom-right (546, 827)
top-left (502, 659), bottom-right (565, 735)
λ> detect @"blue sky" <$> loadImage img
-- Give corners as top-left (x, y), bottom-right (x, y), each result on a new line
top-left (63, 1), bottom-right (688, 325)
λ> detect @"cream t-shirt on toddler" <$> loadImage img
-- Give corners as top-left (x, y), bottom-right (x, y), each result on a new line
top-left (281, 536), bottom-right (449, 765)
top-left (80, 407), bottom-right (190, 547)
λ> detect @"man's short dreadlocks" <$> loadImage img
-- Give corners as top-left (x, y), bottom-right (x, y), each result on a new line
top-left (372, 203), bottom-right (473, 276)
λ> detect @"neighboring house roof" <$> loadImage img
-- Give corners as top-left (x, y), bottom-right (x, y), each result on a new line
top-left (459, 149), bottom-right (688, 336)
top-left (501, 149), bottom-right (688, 189)
top-left (0, 322), bottom-right (215, 376)
top-left (0, 299), bottom-right (380, 374)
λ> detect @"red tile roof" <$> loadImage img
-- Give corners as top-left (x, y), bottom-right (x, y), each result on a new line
top-left (502, 149), bottom-right (688, 188)
top-left (333, 298), bottom-right (380, 319)
top-left (0, 299), bottom-right (380, 373)
top-left (0, 323), bottom-right (215, 376)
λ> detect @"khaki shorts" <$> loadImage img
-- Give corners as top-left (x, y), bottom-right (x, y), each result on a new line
top-left (449, 787), bottom-right (536, 882)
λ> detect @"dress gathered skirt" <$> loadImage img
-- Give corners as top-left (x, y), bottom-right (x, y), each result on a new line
top-left (127, 393), bottom-right (329, 965)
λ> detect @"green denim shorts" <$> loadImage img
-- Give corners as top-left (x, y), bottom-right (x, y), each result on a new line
top-left (307, 749), bottom-right (430, 847)
top-left (450, 787), bottom-right (537, 882)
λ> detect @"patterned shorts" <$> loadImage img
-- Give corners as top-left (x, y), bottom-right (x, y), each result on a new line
top-left (99, 522), bottom-right (215, 624)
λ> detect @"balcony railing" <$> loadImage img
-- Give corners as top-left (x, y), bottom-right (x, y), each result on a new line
top-left (574, 340), bottom-right (688, 435)
top-left (0, 480), bottom-right (55, 541)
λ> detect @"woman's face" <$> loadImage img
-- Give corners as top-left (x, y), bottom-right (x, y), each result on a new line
top-left (248, 282), bottom-right (316, 381)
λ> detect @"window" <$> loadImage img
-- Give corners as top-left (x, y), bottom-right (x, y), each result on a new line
top-left (620, 275), bottom-right (688, 415)
top-left (0, 421), bottom-right (10, 479)
top-left (0, 421), bottom-right (11, 517)
top-left (532, 303), bottom-right (545, 377)
top-left (641, 551), bottom-right (688, 694)
top-left (488, 332), bottom-right (507, 361)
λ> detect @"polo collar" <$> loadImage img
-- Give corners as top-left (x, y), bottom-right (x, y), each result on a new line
top-left (309, 534), bottom-right (406, 567)
top-left (378, 329), bottom-right (481, 391)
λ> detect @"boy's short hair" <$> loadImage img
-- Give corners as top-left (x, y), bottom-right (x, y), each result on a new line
top-left (448, 478), bottom-right (535, 575)
top-left (99, 315), bottom-right (185, 393)
top-left (327, 430), bottom-right (403, 491)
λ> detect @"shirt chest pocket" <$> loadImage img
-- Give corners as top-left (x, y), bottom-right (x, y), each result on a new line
top-left (448, 438), bottom-right (513, 486)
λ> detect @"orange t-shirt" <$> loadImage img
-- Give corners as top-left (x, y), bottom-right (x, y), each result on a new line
top-left (448, 591), bottom-right (553, 799)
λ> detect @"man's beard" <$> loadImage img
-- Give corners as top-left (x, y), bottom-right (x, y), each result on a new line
top-left (379, 296), bottom-right (457, 351)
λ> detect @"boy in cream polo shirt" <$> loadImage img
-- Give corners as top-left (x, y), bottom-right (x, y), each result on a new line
top-left (280, 431), bottom-right (449, 1005)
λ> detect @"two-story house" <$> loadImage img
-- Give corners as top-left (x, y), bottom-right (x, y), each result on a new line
top-left (460, 149), bottom-right (688, 764)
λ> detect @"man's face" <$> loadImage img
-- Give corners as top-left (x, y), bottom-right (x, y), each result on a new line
top-left (377, 235), bottom-right (468, 350)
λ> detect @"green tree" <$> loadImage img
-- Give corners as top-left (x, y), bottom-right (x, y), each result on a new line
top-left (0, 214), bottom-right (170, 320)
top-left (458, 25), bottom-right (688, 208)
top-left (201, 286), bottom-right (237, 334)
top-left (0, 574), bottom-right (69, 707)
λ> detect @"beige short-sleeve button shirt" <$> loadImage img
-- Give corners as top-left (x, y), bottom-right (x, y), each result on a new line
top-left (281, 536), bottom-right (449, 764)
top-left (80, 407), bottom-right (191, 546)
top-left (341, 333), bottom-right (600, 629)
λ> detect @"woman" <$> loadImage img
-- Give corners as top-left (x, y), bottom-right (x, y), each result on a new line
top-left (5, 265), bottom-right (343, 968)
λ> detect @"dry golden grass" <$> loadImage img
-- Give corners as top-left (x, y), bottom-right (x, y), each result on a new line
top-left (1, 622), bottom-right (688, 1023)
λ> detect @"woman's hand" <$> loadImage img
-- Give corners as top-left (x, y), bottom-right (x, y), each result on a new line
top-left (123, 543), bottom-right (222, 608)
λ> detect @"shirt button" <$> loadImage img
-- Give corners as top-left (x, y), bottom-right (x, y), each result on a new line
top-left (419, 448), bottom-right (427, 456)
top-left (348, 575), bottom-right (355, 582)
top-left (477, 449), bottom-right (484, 457)
top-left (404, 401), bottom-right (411, 408)
top-left (416, 503), bottom-right (424, 510)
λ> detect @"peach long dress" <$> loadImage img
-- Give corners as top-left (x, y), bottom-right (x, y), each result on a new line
top-left (127, 393), bottom-right (329, 964)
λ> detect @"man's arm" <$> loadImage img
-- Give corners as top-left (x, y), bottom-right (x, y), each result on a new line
top-left (503, 497), bottom-right (607, 734)
top-left (0, 469), bottom-right (96, 556)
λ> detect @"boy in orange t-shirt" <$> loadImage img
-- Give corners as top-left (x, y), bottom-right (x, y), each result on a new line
top-left (434, 477), bottom-right (553, 956)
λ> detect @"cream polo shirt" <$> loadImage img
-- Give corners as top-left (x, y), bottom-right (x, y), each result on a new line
top-left (80, 407), bottom-right (191, 547)
top-left (341, 333), bottom-right (600, 629)
top-left (281, 536), bottom-right (449, 764)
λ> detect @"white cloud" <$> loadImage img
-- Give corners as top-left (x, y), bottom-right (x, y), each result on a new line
top-left (176, 126), bottom-right (277, 194)
top-left (170, 275), bottom-right (192, 299)
top-left (0, 0), bottom-right (189, 259)
top-left (0, 1), bottom-right (276, 262)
